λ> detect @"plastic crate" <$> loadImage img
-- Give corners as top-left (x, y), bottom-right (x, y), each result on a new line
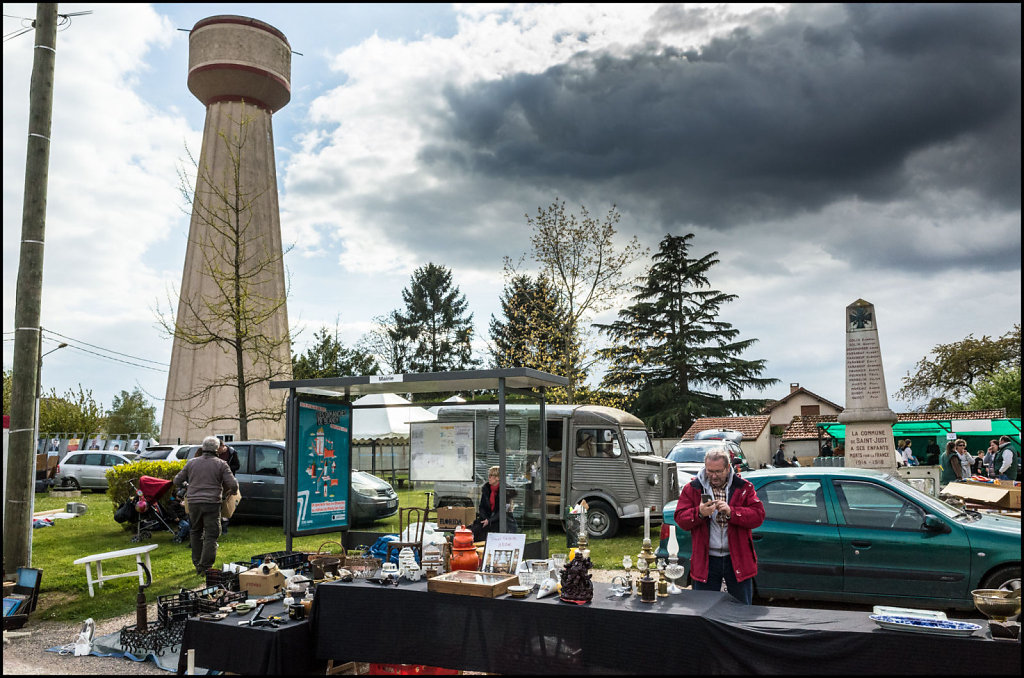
top-left (205, 568), bottom-right (241, 592)
top-left (250, 551), bottom-right (309, 571)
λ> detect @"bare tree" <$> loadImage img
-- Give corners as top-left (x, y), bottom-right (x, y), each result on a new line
top-left (521, 199), bottom-right (648, 402)
top-left (158, 106), bottom-right (292, 439)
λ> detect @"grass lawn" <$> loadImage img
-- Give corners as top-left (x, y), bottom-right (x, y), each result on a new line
top-left (26, 483), bottom-right (660, 622)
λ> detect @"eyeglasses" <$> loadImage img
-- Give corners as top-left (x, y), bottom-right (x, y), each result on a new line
top-left (955, 443), bottom-right (966, 447)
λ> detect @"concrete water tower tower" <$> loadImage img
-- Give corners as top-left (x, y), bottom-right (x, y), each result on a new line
top-left (161, 16), bottom-right (293, 443)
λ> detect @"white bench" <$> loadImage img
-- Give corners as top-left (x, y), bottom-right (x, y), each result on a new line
top-left (73, 544), bottom-right (158, 597)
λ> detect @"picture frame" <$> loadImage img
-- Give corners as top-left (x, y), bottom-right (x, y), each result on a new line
top-left (481, 532), bottom-right (526, 575)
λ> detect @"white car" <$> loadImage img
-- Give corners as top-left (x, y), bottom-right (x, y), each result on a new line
top-left (55, 451), bottom-right (139, 491)
top-left (137, 444), bottom-right (194, 462)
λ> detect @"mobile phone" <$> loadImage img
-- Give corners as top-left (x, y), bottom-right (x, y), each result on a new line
top-left (701, 493), bottom-right (713, 504)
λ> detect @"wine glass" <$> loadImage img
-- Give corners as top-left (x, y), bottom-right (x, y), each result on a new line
top-left (665, 556), bottom-right (685, 594)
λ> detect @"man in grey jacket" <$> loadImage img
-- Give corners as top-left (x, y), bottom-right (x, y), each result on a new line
top-left (174, 436), bottom-right (239, 575)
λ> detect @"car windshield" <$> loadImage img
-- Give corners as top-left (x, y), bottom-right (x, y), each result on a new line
top-left (668, 443), bottom-right (720, 464)
top-left (883, 473), bottom-right (965, 519)
top-left (140, 448), bottom-right (171, 460)
top-left (623, 430), bottom-right (654, 455)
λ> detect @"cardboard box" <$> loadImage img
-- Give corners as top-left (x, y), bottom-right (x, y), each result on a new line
top-left (436, 506), bottom-right (476, 530)
top-left (238, 569), bottom-right (286, 596)
top-left (942, 481), bottom-right (1020, 510)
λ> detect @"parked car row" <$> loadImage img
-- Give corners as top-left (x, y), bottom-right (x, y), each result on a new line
top-left (54, 440), bottom-right (399, 527)
top-left (658, 466), bottom-right (1021, 611)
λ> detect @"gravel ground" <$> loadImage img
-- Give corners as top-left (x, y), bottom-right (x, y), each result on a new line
top-left (3, 571), bottom-right (624, 675)
top-left (3, 605), bottom-right (169, 675)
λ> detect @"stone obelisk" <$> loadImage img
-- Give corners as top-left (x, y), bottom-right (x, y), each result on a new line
top-left (837, 299), bottom-right (897, 470)
top-left (162, 16), bottom-right (292, 443)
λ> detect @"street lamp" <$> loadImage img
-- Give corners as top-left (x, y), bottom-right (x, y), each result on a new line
top-left (34, 341), bottom-right (68, 460)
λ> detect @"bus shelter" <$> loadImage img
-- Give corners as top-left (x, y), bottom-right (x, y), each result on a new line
top-left (270, 368), bottom-right (568, 557)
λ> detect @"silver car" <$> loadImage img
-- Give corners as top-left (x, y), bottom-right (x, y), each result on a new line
top-left (55, 451), bottom-right (139, 491)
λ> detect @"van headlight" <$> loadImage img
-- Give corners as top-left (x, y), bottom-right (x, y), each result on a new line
top-left (647, 473), bottom-right (660, 486)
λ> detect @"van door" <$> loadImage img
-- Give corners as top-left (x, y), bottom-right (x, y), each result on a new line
top-left (545, 419), bottom-right (566, 520)
top-left (570, 427), bottom-right (639, 537)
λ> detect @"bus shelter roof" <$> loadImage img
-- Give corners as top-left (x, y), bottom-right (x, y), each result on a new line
top-left (270, 367), bottom-right (568, 399)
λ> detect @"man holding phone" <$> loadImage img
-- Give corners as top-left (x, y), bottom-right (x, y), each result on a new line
top-left (674, 447), bottom-right (765, 604)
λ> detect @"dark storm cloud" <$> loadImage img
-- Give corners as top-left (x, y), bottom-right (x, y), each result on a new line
top-left (425, 4), bottom-right (1021, 231)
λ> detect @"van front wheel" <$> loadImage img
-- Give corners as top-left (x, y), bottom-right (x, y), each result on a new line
top-left (585, 500), bottom-right (619, 539)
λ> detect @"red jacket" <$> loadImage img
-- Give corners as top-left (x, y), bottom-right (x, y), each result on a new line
top-left (674, 472), bottom-right (765, 583)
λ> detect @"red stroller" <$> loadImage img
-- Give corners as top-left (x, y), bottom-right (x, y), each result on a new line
top-left (126, 476), bottom-right (179, 543)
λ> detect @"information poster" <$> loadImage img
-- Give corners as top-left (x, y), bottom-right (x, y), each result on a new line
top-left (294, 398), bottom-right (352, 532)
top-left (481, 532), bottom-right (526, 574)
top-left (410, 421), bottom-right (475, 481)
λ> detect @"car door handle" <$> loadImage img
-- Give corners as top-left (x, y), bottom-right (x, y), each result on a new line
top-left (252, 480), bottom-right (266, 485)
top-left (851, 540), bottom-right (871, 548)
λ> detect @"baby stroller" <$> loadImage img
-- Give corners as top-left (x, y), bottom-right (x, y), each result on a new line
top-left (116, 476), bottom-right (180, 543)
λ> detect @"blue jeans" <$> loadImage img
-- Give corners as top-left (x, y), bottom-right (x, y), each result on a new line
top-left (693, 554), bottom-right (754, 605)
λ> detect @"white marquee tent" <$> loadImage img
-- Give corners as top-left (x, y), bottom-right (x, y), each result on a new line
top-left (351, 393), bottom-right (436, 443)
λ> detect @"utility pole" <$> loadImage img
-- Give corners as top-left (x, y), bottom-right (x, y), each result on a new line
top-left (4, 3), bottom-right (58, 570)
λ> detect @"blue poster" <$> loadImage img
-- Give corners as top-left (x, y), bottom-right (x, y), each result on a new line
top-left (295, 398), bottom-right (352, 532)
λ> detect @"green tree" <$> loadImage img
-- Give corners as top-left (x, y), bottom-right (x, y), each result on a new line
top-left (896, 325), bottom-right (1020, 409)
top-left (105, 388), bottom-right (160, 438)
top-left (597, 233), bottom-right (778, 437)
top-left (158, 105), bottom-right (293, 439)
top-left (292, 324), bottom-right (379, 379)
top-left (489, 273), bottom-right (575, 374)
top-left (521, 199), bottom-right (647, 402)
top-left (398, 263), bottom-right (478, 373)
top-left (39, 385), bottom-right (105, 436)
top-left (966, 367), bottom-right (1021, 417)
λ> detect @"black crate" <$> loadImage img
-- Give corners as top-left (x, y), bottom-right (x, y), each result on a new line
top-left (250, 551), bottom-right (308, 570)
top-left (205, 569), bottom-right (241, 592)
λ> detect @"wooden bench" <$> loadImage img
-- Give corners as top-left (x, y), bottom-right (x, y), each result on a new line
top-left (72, 544), bottom-right (157, 597)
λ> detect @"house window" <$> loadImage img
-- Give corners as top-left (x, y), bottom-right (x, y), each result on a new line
top-left (800, 405), bottom-right (820, 416)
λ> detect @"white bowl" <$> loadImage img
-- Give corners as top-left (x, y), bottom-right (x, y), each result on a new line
top-left (507, 585), bottom-right (531, 598)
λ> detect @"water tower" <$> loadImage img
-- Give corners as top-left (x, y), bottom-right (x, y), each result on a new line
top-left (162, 16), bottom-right (292, 443)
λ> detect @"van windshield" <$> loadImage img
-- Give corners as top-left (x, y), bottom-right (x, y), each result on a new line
top-left (623, 430), bottom-right (653, 455)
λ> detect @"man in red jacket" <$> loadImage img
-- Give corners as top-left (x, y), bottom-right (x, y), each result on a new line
top-left (675, 446), bottom-right (765, 604)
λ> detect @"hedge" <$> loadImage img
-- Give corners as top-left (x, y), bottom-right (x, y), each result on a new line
top-left (106, 460), bottom-right (186, 514)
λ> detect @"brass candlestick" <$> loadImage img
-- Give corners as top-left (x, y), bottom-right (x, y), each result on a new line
top-left (656, 559), bottom-right (668, 597)
top-left (637, 537), bottom-right (657, 573)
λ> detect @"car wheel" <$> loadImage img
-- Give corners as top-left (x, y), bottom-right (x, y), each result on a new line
top-left (584, 499), bottom-right (619, 539)
top-left (980, 565), bottom-right (1021, 593)
top-left (64, 477), bottom-right (80, 490)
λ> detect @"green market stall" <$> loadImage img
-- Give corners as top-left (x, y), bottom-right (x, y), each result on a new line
top-left (817, 418), bottom-right (1021, 462)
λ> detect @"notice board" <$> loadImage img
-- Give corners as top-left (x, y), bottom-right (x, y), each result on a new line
top-left (292, 396), bottom-right (352, 533)
top-left (410, 421), bottom-right (475, 482)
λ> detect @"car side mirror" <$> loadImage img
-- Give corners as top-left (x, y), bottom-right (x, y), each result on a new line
top-left (923, 514), bottom-right (950, 534)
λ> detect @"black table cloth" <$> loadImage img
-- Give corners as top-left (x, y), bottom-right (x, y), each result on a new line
top-left (311, 579), bottom-right (1020, 675)
top-left (175, 599), bottom-right (321, 675)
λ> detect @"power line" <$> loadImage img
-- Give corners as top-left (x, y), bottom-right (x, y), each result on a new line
top-left (58, 342), bottom-right (168, 373)
top-left (42, 328), bottom-right (168, 366)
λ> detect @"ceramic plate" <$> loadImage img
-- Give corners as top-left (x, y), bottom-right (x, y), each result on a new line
top-left (869, 614), bottom-right (981, 637)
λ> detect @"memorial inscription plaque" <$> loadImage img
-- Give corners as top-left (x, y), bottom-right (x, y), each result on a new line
top-left (837, 299), bottom-right (897, 471)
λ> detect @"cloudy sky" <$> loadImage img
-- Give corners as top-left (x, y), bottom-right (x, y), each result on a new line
top-left (3, 3), bottom-right (1020, 430)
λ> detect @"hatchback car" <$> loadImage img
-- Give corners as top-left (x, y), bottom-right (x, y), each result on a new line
top-left (667, 440), bottom-right (749, 480)
top-left (184, 441), bottom-right (399, 525)
top-left (137, 444), bottom-right (193, 462)
top-left (659, 467), bottom-right (1021, 610)
top-left (55, 451), bottom-right (139, 491)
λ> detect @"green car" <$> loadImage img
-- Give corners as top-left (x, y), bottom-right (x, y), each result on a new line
top-left (658, 467), bottom-right (1021, 610)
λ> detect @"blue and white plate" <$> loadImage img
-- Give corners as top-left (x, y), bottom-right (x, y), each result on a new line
top-left (869, 614), bottom-right (981, 637)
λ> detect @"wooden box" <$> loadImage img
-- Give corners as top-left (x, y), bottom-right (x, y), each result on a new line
top-left (426, 570), bottom-right (519, 598)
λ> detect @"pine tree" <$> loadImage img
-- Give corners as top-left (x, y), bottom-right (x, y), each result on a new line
top-left (489, 273), bottom-right (576, 375)
top-left (597, 234), bottom-right (778, 437)
top-left (292, 324), bottom-right (379, 379)
top-left (398, 263), bottom-right (478, 373)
